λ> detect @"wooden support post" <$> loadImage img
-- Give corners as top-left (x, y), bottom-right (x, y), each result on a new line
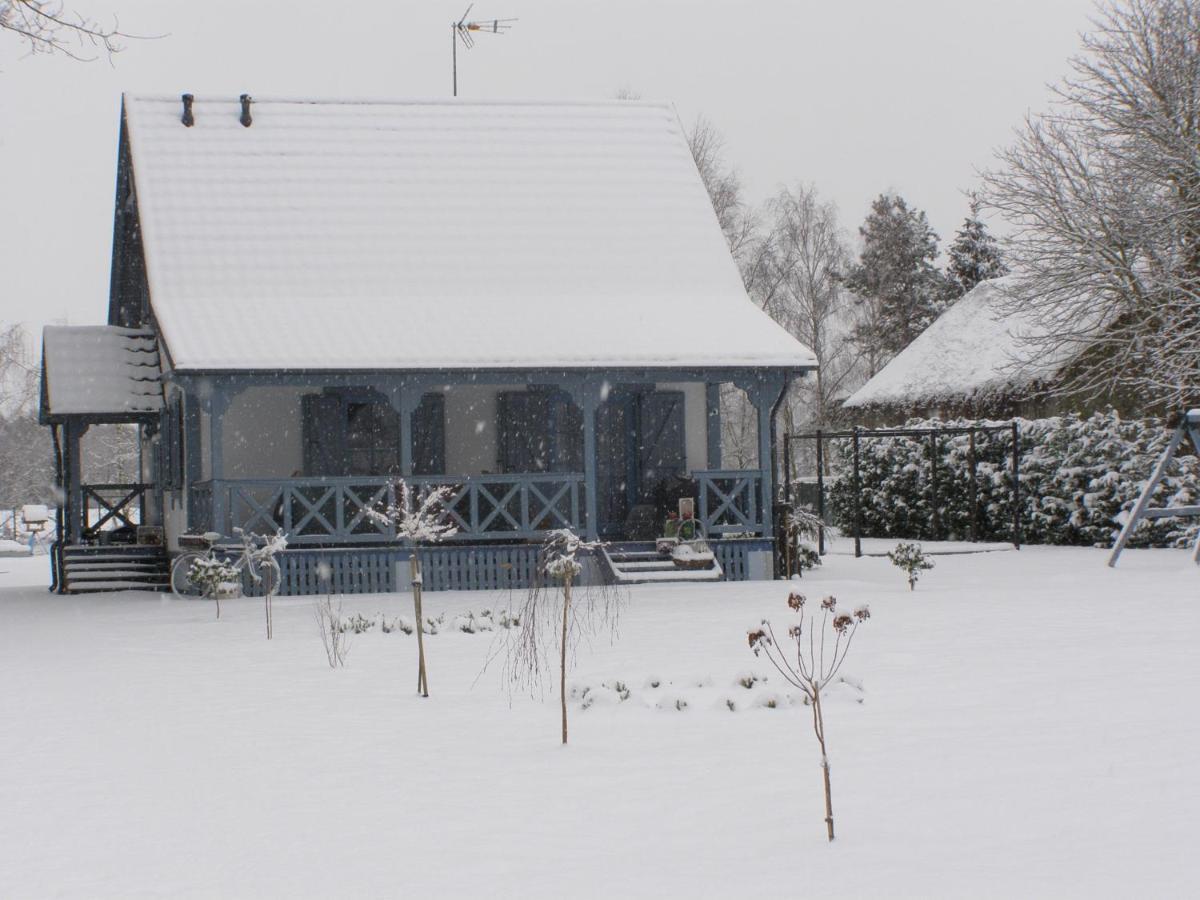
top-left (755, 378), bottom-right (781, 539)
top-left (852, 427), bottom-right (862, 559)
top-left (1011, 420), bottom-right (1021, 550)
top-left (581, 386), bottom-right (600, 542)
top-left (705, 382), bottom-right (722, 469)
top-left (968, 428), bottom-right (979, 543)
top-left (65, 421), bottom-right (87, 544)
top-left (184, 392), bottom-right (203, 528)
top-left (394, 385), bottom-right (416, 478)
top-left (815, 430), bottom-right (825, 556)
top-left (560, 378), bottom-right (603, 542)
top-left (207, 385), bottom-right (231, 537)
top-left (783, 433), bottom-right (793, 505)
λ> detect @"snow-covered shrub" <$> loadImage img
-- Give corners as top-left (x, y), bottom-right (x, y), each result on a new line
top-left (785, 508), bottom-right (824, 575)
top-left (187, 557), bottom-right (240, 619)
top-left (345, 613), bottom-right (376, 634)
top-left (827, 412), bottom-right (1199, 548)
top-left (887, 542), bottom-right (934, 590)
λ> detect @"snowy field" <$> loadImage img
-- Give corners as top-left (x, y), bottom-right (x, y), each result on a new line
top-left (1, 547), bottom-right (1197, 899)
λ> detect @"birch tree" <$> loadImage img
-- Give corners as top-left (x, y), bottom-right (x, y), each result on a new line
top-left (980, 0), bottom-right (1200, 410)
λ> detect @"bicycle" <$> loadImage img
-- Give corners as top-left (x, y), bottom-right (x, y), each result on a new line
top-left (170, 527), bottom-right (287, 600)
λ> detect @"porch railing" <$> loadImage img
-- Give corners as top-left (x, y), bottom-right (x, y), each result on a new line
top-left (193, 473), bottom-right (586, 544)
top-left (696, 470), bottom-right (765, 536)
top-left (80, 483), bottom-right (147, 540)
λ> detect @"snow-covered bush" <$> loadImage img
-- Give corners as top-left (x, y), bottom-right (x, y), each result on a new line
top-left (887, 542), bottom-right (934, 590)
top-left (827, 412), bottom-right (1199, 548)
top-left (785, 508), bottom-right (824, 576)
top-left (187, 557), bottom-right (240, 619)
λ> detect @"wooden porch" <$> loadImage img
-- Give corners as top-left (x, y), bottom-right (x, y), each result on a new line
top-left (187, 469), bottom-right (767, 546)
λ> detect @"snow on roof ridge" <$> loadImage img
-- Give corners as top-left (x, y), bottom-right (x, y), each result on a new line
top-left (125, 93), bottom-right (676, 111)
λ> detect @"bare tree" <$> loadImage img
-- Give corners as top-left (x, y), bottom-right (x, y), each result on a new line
top-left (0, 1), bottom-right (136, 61)
top-left (749, 592), bottom-right (871, 842)
top-left (981, 0), bottom-right (1200, 410)
top-left (0, 324), bottom-right (51, 510)
top-left (504, 529), bottom-right (623, 745)
top-left (753, 185), bottom-right (861, 429)
top-left (687, 115), bottom-right (760, 275)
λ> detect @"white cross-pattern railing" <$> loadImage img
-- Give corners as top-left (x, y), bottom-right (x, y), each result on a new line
top-left (195, 473), bottom-right (585, 544)
top-left (696, 470), bottom-right (765, 536)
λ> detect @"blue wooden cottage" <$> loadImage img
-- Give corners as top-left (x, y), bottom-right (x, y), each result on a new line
top-left (39, 94), bottom-right (816, 593)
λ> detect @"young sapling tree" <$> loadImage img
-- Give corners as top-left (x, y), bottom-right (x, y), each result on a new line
top-left (505, 528), bottom-right (623, 745)
top-left (887, 541), bottom-right (934, 590)
top-left (368, 479), bottom-right (457, 697)
top-left (748, 592), bottom-right (870, 841)
top-left (239, 528), bottom-right (287, 639)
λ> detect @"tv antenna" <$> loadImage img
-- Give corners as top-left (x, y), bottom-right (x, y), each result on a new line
top-left (452, 4), bottom-right (516, 97)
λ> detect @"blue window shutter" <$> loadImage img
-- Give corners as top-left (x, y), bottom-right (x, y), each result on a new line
top-left (413, 393), bottom-right (445, 475)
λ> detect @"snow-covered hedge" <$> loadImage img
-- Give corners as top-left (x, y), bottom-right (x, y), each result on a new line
top-left (824, 412), bottom-right (1199, 548)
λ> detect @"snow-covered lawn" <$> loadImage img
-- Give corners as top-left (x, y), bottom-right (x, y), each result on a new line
top-left (1, 548), bottom-right (1196, 898)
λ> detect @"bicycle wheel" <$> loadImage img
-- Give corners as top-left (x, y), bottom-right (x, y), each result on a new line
top-left (170, 552), bottom-right (205, 599)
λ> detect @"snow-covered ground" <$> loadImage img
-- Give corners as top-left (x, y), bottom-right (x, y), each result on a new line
top-left (1, 548), bottom-right (1196, 898)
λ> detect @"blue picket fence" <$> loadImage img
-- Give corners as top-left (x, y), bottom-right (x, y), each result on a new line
top-left (267, 539), bottom-right (765, 595)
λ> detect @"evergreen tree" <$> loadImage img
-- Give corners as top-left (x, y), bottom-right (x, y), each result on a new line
top-left (944, 195), bottom-right (1008, 300)
top-left (844, 193), bottom-right (944, 375)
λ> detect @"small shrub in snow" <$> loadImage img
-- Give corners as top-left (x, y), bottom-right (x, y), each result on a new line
top-left (785, 508), bottom-right (825, 576)
top-left (380, 615), bottom-right (413, 635)
top-left (887, 542), bottom-right (934, 590)
top-left (187, 557), bottom-right (240, 619)
top-left (345, 613), bottom-right (376, 634)
top-left (314, 595), bottom-right (351, 668)
top-left (748, 591), bottom-right (871, 842)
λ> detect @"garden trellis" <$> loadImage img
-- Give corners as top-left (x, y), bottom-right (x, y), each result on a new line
top-left (784, 422), bottom-right (1022, 558)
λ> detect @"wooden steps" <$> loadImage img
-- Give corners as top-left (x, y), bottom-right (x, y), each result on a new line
top-left (61, 544), bottom-right (170, 593)
top-left (600, 544), bottom-right (723, 584)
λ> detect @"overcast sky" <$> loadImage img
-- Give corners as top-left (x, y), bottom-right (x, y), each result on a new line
top-left (0, 0), bottom-right (1098, 338)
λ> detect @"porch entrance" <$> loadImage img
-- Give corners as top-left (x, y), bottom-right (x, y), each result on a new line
top-left (595, 388), bottom-right (685, 538)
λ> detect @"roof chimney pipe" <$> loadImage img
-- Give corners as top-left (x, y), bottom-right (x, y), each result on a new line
top-left (239, 94), bottom-right (253, 127)
top-left (181, 93), bottom-right (194, 127)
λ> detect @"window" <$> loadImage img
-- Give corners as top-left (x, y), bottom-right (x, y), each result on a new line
top-left (497, 390), bottom-right (582, 473)
top-left (345, 400), bottom-right (399, 476)
top-left (302, 390), bottom-right (444, 477)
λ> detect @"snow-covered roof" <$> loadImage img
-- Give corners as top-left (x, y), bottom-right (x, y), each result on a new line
top-left (122, 94), bottom-right (815, 372)
top-left (844, 278), bottom-right (1082, 409)
top-left (41, 326), bottom-right (162, 418)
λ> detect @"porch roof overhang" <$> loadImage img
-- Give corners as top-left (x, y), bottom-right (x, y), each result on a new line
top-left (165, 364), bottom-right (813, 391)
top-left (39, 326), bottom-right (163, 424)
